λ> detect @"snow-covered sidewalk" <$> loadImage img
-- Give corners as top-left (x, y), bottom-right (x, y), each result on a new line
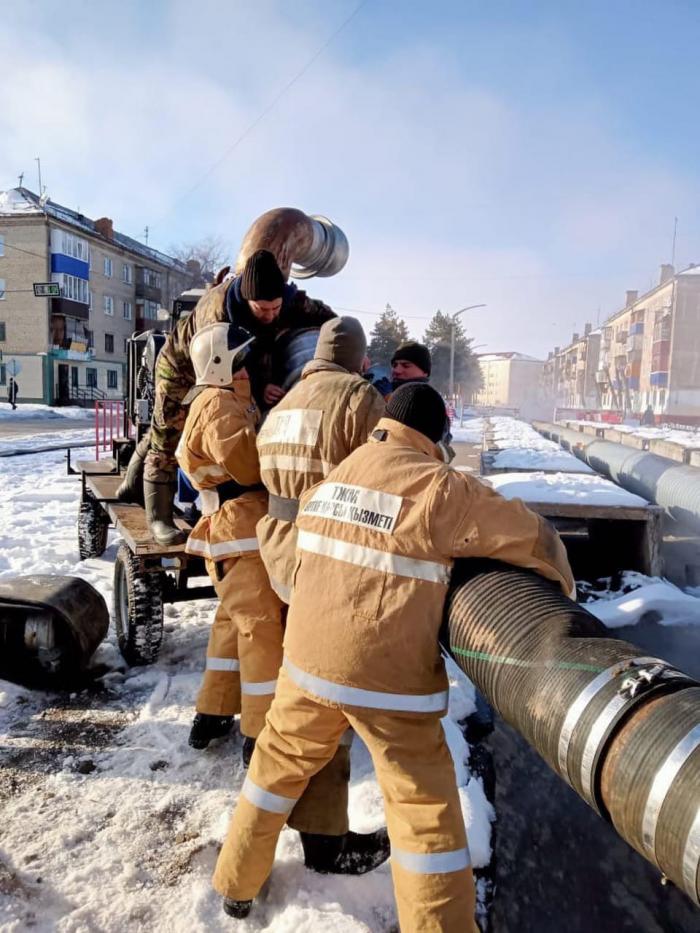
top-left (0, 447), bottom-right (493, 932)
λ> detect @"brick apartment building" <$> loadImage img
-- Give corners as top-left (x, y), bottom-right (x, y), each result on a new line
top-left (543, 264), bottom-right (700, 420)
top-left (0, 187), bottom-right (188, 404)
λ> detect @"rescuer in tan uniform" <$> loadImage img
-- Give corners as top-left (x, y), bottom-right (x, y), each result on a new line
top-left (256, 315), bottom-right (386, 602)
top-left (176, 322), bottom-right (283, 752)
top-left (177, 320), bottom-right (389, 876)
top-left (212, 383), bottom-right (575, 927)
top-left (119, 249), bottom-right (335, 547)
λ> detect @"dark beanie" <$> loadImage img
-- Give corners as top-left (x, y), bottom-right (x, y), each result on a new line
top-left (240, 249), bottom-right (285, 301)
top-left (391, 341), bottom-right (431, 376)
top-left (385, 383), bottom-right (447, 444)
top-left (314, 316), bottom-right (367, 372)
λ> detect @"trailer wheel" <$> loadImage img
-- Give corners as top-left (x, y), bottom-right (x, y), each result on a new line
top-left (113, 543), bottom-right (164, 665)
top-left (78, 492), bottom-right (109, 559)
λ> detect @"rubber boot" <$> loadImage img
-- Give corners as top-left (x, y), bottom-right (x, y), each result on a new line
top-left (242, 736), bottom-right (256, 768)
top-left (223, 898), bottom-right (252, 919)
top-left (188, 713), bottom-right (234, 749)
top-left (144, 479), bottom-right (186, 546)
top-left (300, 828), bottom-right (390, 875)
top-left (116, 439), bottom-right (148, 504)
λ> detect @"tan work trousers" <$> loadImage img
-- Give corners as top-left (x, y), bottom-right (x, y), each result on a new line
top-left (200, 557), bottom-right (349, 836)
top-left (213, 668), bottom-right (476, 933)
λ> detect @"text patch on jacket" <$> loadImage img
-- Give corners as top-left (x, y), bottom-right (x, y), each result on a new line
top-left (301, 483), bottom-right (402, 534)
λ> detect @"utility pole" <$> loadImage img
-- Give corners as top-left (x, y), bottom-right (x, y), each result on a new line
top-left (35, 157), bottom-right (42, 195)
top-left (449, 304), bottom-right (486, 399)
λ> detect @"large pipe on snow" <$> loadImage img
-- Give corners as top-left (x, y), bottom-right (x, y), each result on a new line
top-left (532, 420), bottom-right (700, 534)
top-left (235, 208), bottom-right (349, 281)
top-left (444, 559), bottom-right (700, 906)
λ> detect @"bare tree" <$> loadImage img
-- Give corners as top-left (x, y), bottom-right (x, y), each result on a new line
top-left (170, 236), bottom-right (231, 287)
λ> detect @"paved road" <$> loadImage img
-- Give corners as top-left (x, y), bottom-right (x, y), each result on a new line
top-left (489, 622), bottom-right (700, 933)
top-left (0, 417), bottom-right (92, 439)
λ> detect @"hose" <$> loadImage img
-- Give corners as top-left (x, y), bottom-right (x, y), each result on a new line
top-left (444, 559), bottom-right (700, 905)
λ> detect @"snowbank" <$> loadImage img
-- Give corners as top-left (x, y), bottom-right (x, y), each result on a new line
top-left (451, 418), bottom-right (485, 445)
top-left (488, 471), bottom-right (649, 507)
top-left (0, 402), bottom-right (92, 421)
top-left (584, 574), bottom-right (700, 628)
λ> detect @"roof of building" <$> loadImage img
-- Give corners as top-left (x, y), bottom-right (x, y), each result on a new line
top-left (478, 352), bottom-right (543, 363)
top-left (0, 187), bottom-right (187, 273)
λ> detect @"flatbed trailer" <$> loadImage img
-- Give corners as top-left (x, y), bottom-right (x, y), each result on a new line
top-left (75, 455), bottom-right (215, 665)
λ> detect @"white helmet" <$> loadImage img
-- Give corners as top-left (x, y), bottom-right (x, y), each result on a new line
top-left (190, 322), bottom-right (255, 387)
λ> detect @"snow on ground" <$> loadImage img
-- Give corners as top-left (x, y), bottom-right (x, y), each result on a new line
top-left (568, 420), bottom-right (700, 448)
top-left (0, 403), bottom-right (92, 421)
top-left (0, 428), bottom-right (94, 455)
top-left (487, 471), bottom-right (649, 507)
top-left (580, 571), bottom-right (700, 628)
top-left (451, 418), bottom-right (485, 445)
top-left (0, 443), bottom-right (494, 932)
top-left (487, 416), bottom-right (558, 451)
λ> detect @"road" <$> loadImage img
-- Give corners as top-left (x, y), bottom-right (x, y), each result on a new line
top-left (0, 417), bottom-right (92, 439)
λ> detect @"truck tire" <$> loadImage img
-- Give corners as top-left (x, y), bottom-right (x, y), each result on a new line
top-left (78, 492), bottom-right (109, 559)
top-left (113, 543), bottom-right (164, 665)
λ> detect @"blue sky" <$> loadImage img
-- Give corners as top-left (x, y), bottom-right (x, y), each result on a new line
top-left (2, 0), bottom-right (700, 355)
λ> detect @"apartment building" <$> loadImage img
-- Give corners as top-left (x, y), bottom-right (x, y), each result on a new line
top-left (0, 187), bottom-right (187, 404)
top-left (474, 352), bottom-right (545, 418)
top-left (596, 265), bottom-right (700, 418)
top-left (542, 324), bottom-right (601, 410)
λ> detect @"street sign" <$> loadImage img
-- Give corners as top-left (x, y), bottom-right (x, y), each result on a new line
top-left (33, 283), bottom-right (60, 297)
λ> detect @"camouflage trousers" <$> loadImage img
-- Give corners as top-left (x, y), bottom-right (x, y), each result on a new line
top-left (143, 358), bottom-right (192, 483)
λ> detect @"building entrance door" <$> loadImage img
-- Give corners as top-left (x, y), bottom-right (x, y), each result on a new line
top-left (57, 364), bottom-right (70, 405)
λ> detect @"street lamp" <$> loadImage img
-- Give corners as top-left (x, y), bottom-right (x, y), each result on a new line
top-left (449, 304), bottom-right (486, 399)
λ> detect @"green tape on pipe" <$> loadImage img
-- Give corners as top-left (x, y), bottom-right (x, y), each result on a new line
top-left (450, 646), bottom-right (604, 674)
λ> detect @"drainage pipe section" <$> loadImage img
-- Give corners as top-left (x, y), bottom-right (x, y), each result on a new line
top-left (235, 208), bottom-right (349, 281)
top-left (444, 559), bottom-right (700, 905)
top-left (532, 421), bottom-right (700, 533)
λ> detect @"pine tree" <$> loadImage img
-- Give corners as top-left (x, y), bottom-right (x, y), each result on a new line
top-left (423, 310), bottom-right (483, 397)
top-left (367, 304), bottom-right (410, 368)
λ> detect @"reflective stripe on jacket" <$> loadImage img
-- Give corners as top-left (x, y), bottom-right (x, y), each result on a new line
top-left (176, 380), bottom-right (266, 561)
top-left (256, 360), bottom-right (385, 601)
top-left (284, 417), bottom-right (575, 710)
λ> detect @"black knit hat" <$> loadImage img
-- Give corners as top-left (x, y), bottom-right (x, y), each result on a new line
top-left (391, 341), bottom-right (431, 376)
top-left (240, 249), bottom-right (285, 301)
top-left (385, 383), bottom-right (447, 444)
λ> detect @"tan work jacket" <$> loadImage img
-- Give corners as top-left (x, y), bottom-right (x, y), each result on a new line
top-left (256, 360), bottom-right (385, 600)
top-left (176, 380), bottom-right (266, 561)
top-left (283, 417), bottom-right (575, 713)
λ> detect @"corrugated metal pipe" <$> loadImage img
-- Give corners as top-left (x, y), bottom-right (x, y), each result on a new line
top-left (532, 421), bottom-right (700, 534)
top-left (235, 208), bottom-right (349, 281)
top-left (444, 559), bottom-right (700, 906)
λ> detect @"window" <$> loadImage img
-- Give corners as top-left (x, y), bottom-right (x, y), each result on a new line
top-left (143, 268), bottom-right (162, 288)
top-left (105, 333), bottom-right (114, 353)
top-left (58, 273), bottom-right (89, 304)
top-left (121, 263), bottom-right (133, 284)
top-left (103, 257), bottom-right (113, 277)
top-left (122, 300), bottom-right (132, 320)
top-left (145, 299), bottom-right (159, 319)
top-left (0, 279), bottom-right (5, 300)
top-left (123, 337), bottom-right (128, 354)
top-left (0, 234), bottom-right (4, 256)
top-left (71, 366), bottom-right (79, 389)
top-left (61, 232), bottom-right (89, 262)
top-left (103, 295), bottom-right (114, 316)
top-left (86, 368), bottom-right (97, 388)
top-left (0, 322), bottom-right (5, 341)
top-left (0, 364), bottom-right (5, 386)
top-left (107, 369), bottom-right (118, 389)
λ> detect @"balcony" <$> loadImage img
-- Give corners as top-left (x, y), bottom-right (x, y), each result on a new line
top-left (595, 370), bottom-right (608, 383)
top-left (50, 296), bottom-right (89, 321)
top-left (135, 281), bottom-right (162, 302)
top-left (52, 345), bottom-right (96, 361)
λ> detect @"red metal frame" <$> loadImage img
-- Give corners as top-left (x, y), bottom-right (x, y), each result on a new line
top-left (94, 401), bottom-right (132, 460)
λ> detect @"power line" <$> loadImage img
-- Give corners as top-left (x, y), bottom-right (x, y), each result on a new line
top-left (160, 0), bottom-right (368, 219)
top-left (2, 240), bottom-right (48, 261)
